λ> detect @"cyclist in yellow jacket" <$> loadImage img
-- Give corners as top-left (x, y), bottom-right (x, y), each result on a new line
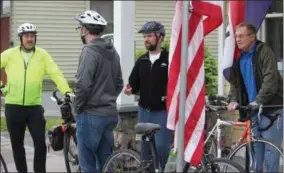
top-left (0, 23), bottom-right (74, 173)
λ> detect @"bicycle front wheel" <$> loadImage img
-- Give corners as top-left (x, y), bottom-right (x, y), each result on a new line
top-left (227, 138), bottom-right (283, 172)
top-left (0, 153), bottom-right (8, 173)
top-left (102, 149), bottom-right (141, 173)
top-left (64, 132), bottom-right (80, 173)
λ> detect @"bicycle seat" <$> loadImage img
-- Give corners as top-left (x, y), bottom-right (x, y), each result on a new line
top-left (135, 123), bottom-right (161, 134)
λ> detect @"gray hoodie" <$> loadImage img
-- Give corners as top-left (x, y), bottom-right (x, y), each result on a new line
top-left (73, 38), bottom-right (123, 116)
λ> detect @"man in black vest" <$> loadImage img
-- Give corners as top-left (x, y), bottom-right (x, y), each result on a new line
top-left (125, 21), bottom-right (171, 172)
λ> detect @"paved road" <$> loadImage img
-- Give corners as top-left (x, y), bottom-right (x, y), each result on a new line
top-left (1, 132), bottom-right (68, 172)
top-left (1, 91), bottom-right (138, 117)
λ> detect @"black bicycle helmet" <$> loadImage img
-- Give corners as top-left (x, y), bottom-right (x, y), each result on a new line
top-left (138, 21), bottom-right (165, 36)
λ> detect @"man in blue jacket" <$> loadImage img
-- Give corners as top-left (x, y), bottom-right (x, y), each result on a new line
top-left (227, 22), bottom-right (283, 172)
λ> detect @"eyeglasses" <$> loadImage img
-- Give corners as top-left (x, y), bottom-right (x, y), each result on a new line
top-left (235, 33), bottom-right (252, 39)
top-left (75, 26), bottom-right (82, 35)
top-left (22, 34), bottom-right (36, 39)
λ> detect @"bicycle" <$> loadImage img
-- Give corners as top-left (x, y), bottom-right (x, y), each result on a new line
top-left (48, 90), bottom-right (80, 173)
top-left (0, 153), bottom-right (8, 173)
top-left (205, 95), bottom-right (283, 172)
top-left (203, 95), bottom-right (241, 158)
top-left (103, 122), bottom-right (246, 173)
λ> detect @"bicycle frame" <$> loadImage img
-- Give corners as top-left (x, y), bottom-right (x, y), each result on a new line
top-left (205, 115), bottom-right (252, 158)
top-left (61, 121), bottom-right (76, 133)
top-left (206, 97), bottom-right (283, 172)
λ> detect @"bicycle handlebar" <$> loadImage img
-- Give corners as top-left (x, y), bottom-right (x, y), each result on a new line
top-left (206, 95), bottom-right (283, 131)
top-left (206, 95), bottom-right (228, 112)
top-left (51, 90), bottom-right (74, 121)
top-left (207, 100), bottom-right (282, 114)
top-left (207, 95), bottom-right (228, 102)
top-left (51, 90), bottom-right (71, 105)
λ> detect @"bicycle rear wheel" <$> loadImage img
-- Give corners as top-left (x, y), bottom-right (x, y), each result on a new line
top-left (0, 153), bottom-right (8, 173)
top-left (102, 149), bottom-right (141, 173)
top-left (186, 158), bottom-right (246, 173)
top-left (227, 138), bottom-right (283, 172)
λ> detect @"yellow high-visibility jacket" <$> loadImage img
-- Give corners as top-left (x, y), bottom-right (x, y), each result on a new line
top-left (1, 46), bottom-right (71, 105)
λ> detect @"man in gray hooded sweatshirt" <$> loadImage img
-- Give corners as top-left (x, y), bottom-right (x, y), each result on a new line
top-left (73, 10), bottom-right (123, 172)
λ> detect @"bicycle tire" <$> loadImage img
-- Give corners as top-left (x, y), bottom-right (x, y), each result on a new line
top-left (227, 137), bottom-right (283, 172)
top-left (0, 153), bottom-right (8, 173)
top-left (102, 149), bottom-right (141, 173)
top-left (64, 132), bottom-right (80, 173)
top-left (185, 158), bottom-right (246, 172)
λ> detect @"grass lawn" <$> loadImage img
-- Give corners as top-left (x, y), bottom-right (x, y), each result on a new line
top-left (0, 117), bottom-right (63, 132)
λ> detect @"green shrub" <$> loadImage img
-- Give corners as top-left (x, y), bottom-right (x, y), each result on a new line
top-left (135, 39), bottom-right (218, 95)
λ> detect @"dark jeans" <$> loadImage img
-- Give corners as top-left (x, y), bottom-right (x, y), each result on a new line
top-left (138, 106), bottom-right (172, 172)
top-left (5, 104), bottom-right (47, 173)
top-left (76, 112), bottom-right (119, 173)
top-left (251, 109), bottom-right (283, 172)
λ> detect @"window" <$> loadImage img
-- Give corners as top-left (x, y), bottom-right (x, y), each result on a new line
top-left (1, 1), bottom-right (10, 15)
top-left (260, 1), bottom-right (283, 61)
top-left (265, 18), bottom-right (283, 60)
top-left (268, 0), bottom-right (283, 13)
top-left (90, 1), bottom-right (114, 35)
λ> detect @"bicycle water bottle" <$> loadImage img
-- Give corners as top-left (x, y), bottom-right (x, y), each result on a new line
top-left (164, 148), bottom-right (176, 172)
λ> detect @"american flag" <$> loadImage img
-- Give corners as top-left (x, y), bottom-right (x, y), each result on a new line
top-left (166, 1), bottom-right (222, 166)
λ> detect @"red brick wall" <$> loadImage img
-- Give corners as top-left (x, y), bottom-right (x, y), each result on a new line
top-left (0, 15), bottom-right (9, 87)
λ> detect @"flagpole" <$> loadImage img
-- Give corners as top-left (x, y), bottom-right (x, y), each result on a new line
top-left (217, 1), bottom-right (225, 96)
top-left (177, 0), bottom-right (189, 172)
top-left (282, 2), bottom-right (284, 173)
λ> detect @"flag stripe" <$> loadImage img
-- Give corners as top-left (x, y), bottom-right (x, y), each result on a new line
top-left (185, 89), bottom-right (206, 164)
top-left (167, 9), bottom-right (202, 130)
top-left (167, 12), bottom-right (203, 130)
top-left (172, 18), bottom-right (205, 157)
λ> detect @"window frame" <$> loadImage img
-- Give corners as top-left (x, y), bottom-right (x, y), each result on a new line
top-left (89, 1), bottom-right (114, 34)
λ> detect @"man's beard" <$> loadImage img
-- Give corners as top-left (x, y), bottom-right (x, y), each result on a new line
top-left (145, 42), bottom-right (158, 51)
top-left (22, 43), bottom-right (35, 52)
top-left (81, 35), bottom-right (86, 44)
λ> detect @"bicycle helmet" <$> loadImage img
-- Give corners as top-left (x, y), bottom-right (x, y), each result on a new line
top-left (138, 21), bottom-right (165, 36)
top-left (74, 10), bottom-right (107, 26)
top-left (17, 23), bottom-right (37, 36)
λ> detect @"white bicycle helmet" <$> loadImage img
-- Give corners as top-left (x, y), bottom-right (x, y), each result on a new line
top-left (17, 23), bottom-right (37, 36)
top-left (74, 10), bottom-right (107, 26)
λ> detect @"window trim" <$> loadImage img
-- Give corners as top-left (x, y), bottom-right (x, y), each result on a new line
top-left (89, 1), bottom-right (114, 34)
top-left (258, 12), bottom-right (283, 62)
top-left (266, 13), bottom-right (283, 18)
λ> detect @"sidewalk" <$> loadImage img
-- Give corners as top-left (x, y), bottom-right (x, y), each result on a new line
top-left (1, 132), bottom-right (67, 172)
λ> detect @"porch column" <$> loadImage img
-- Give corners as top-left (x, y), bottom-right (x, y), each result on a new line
top-left (114, 1), bottom-right (136, 105)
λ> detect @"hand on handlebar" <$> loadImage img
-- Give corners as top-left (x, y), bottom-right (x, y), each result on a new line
top-left (247, 101), bottom-right (259, 111)
top-left (227, 102), bottom-right (239, 112)
top-left (65, 92), bottom-right (75, 103)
